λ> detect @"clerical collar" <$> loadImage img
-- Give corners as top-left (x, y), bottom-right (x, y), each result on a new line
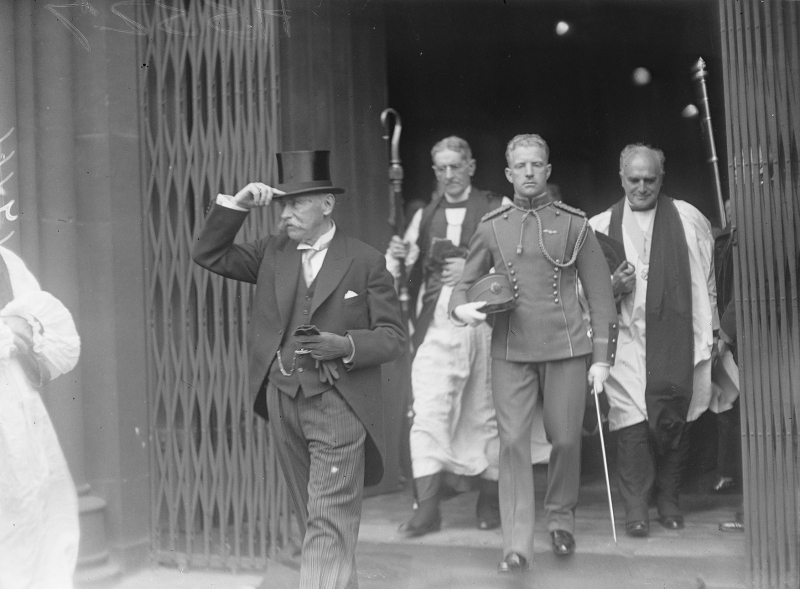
top-left (626, 199), bottom-right (658, 215)
top-left (297, 222), bottom-right (336, 252)
top-left (514, 192), bottom-right (552, 210)
top-left (442, 185), bottom-right (471, 205)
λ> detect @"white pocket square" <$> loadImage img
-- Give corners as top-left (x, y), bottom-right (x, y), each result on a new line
top-left (344, 290), bottom-right (359, 299)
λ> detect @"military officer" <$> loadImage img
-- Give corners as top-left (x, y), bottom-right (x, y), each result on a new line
top-left (450, 134), bottom-right (618, 573)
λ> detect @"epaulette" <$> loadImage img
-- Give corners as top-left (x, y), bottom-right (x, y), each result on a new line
top-left (481, 203), bottom-right (514, 222)
top-left (554, 201), bottom-right (587, 217)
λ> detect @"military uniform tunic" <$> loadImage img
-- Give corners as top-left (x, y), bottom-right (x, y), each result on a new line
top-left (451, 196), bottom-right (618, 364)
top-left (450, 193), bottom-right (618, 562)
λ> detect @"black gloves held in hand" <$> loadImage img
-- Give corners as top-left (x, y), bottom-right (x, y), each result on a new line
top-left (294, 332), bottom-right (352, 361)
top-left (316, 360), bottom-right (340, 385)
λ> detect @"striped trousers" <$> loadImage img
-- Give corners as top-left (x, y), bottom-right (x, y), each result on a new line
top-left (267, 382), bottom-right (366, 589)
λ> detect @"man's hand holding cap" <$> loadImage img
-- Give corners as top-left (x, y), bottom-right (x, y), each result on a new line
top-left (452, 301), bottom-right (487, 327)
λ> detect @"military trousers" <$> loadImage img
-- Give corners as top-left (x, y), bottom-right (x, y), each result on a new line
top-left (491, 355), bottom-right (588, 562)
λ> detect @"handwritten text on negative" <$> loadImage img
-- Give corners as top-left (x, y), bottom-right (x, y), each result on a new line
top-left (46, 0), bottom-right (292, 53)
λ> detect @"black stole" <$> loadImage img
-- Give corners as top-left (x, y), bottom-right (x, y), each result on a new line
top-left (409, 190), bottom-right (497, 351)
top-left (609, 194), bottom-right (694, 451)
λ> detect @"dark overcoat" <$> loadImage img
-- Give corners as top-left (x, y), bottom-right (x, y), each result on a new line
top-left (193, 204), bottom-right (406, 486)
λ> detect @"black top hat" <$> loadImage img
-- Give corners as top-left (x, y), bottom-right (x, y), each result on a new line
top-left (275, 150), bottom-right (344, 197)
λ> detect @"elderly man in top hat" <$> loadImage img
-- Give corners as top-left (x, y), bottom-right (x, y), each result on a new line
top-left (193, 150), bottom-right (406, 589)
top-left (450, 134), bottom-right (618, 573)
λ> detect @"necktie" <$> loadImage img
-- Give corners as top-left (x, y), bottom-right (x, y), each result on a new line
top-left (302, 249), bottom-right (318, 287)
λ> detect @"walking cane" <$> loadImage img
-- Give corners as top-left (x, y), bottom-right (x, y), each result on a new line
top-left (594, 381), bottom-right (618, 544)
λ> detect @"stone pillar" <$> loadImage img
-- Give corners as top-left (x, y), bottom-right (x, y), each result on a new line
top-left (10, 2), bottom-right (41, 268)
top-left (26, 3), bottom-right (121, 584)
top-left (31, 0), bottom-right (85, 487)
top-left (68, 3), bottom-right (151, 577)
top-left (0, 0), bottom-right (21, 253)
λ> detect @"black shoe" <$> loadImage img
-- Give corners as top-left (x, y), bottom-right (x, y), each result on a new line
top-left (719, 519), bottom-right (744, 533)
top-left (660, 515), bottom-right (685, 530)
top-left (625, 520), bottom-right (649, 538)
top-left (398, 510), bottom-right (441, 537)
top-left (497, 553), bottom-right (529, 573)
top-left (719, 512), bottom-right (744, 533)
top-left (550, 530), bottom-right (575, 556)
top-left (476, 488), bottom-right (501, 530)
top-left (400, 477), bottom-right (442, 538)
top-left (398, 495), bottom-right (442, 538)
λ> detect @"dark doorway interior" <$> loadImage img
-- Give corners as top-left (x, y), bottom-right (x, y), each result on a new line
top-left (384, 0), bottom-right (732, 493)
top-left (385, 0), bottom-right (726, 223)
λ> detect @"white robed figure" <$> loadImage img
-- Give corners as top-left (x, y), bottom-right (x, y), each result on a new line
top-left (589, 144), bottom-right (717, 537)
top-left (0, 246), bottom-right (82, 589)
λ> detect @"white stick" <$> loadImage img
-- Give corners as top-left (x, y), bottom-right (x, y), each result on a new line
top-left (594, 382), bottom-right (617, 544)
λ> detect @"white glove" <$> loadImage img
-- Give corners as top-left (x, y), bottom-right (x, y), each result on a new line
top-left (452, 301), bottom-right (487, 327)
top-left (588, 363), bottom-right (611, 394)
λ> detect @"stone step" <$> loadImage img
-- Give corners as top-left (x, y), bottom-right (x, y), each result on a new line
top-left (74, 560), bottom-right (122, 588)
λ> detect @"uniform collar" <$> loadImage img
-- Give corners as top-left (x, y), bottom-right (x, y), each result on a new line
top-left (513, 192), bottom-right (553, 210)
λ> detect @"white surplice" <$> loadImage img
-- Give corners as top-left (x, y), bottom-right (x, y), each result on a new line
top-left (589, 199), bottom-right (718, 432)
top-left (0, 247), bottom-right (81, 589)
top-left (386, 193), bottom-right (551, 473)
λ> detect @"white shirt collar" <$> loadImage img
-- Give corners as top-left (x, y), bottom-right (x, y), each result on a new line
top-left (296, 221), bottom-right (336, 251)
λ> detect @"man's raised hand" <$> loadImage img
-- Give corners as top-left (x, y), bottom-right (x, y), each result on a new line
top-left (232, 182), bottom-right (286, 209)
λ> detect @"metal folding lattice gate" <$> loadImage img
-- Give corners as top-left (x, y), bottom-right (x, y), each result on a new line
top-left (137, 0), bottom-right (296, 569)
top-left (719, 1), bottom-right (800, 587)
